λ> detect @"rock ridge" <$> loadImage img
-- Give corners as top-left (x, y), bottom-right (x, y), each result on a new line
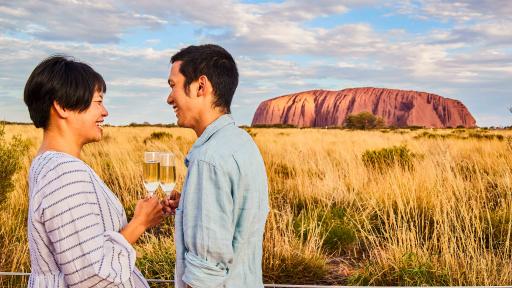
top-left (251, 87), bottom-right (476, 128)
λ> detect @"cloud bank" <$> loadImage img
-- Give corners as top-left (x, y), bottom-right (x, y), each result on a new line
top-left (0, 0), bottom-right (510, 126)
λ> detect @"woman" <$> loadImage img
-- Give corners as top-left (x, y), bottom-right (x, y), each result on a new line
top-left (24, 55), bottom-right (162, 287)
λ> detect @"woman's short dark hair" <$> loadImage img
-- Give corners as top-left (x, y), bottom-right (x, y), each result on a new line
top-left (171, 44), bottom-right (238, 113)
top-left (24, 55), bottom-right (106, 129)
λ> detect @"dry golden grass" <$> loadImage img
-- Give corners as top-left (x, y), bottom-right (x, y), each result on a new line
top-left (1, 125), bottom-right (512, 285)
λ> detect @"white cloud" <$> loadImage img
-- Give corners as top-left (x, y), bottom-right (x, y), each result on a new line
top-left (0, 1), bottom-right (167, 43)
top-left (392, 0), bottom-right (512, 22)
top-left (109, 77), bottom-right (168, 88)
top-left (0, 35), bottom-right (175, 124)
top-left (145, 39), bottom-right (161, 45)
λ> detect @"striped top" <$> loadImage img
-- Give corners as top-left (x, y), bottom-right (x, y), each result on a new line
top-left (27, 151), bottom-right (149, 287)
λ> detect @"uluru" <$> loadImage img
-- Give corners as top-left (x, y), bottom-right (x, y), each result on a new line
top-left (251, 87), bottom-right (476, 128)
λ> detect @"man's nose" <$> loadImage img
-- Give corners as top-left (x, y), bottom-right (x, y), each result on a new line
top-left (167, 93), bottom-right (173, 105)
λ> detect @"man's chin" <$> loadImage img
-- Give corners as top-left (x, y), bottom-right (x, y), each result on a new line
top-left (176, 119), bottom-right (185, 128)
top-left (84, 137), bottom-right (101, 145)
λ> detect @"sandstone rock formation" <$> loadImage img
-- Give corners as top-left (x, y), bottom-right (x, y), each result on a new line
top-left (251, 87), bottom-right (476, 128)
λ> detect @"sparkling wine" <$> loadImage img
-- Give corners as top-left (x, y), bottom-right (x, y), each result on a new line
top-left (159, 165), bottom-right (176, 195)
top-left (143, 161), bottom-right (159, 195)
top-left (159, 152), bottom-right (176, 196)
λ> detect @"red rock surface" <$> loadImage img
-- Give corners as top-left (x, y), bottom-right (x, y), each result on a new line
top-left (251, 87), bottom-right (476, 128)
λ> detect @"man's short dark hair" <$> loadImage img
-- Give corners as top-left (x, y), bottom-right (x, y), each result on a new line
top-left (171, 44), bottom-right (238, 113)
top-left (24, 55), bottom-right (106, 129)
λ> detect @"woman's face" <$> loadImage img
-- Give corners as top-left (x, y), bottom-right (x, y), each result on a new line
top-left (71, 90), bottom-right (109, 145)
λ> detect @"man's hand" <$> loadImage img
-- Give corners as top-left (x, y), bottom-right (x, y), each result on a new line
top-left (162, 190), bottom-right (181, 215)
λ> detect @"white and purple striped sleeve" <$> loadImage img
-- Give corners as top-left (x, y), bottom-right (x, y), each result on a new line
top-left (36, 159), bottom-right (137, 287)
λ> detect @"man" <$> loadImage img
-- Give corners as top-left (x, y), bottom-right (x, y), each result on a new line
top-left (165, 44), bottom-right (269, 288)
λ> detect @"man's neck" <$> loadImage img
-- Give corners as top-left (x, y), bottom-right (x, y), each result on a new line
top-left (38, 127), bottom-right (82, 158)
top-left (193, 110), bottom-right (226, 137)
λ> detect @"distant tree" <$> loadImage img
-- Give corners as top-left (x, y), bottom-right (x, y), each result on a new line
top-left (344, 112), bottom-right (385, 129)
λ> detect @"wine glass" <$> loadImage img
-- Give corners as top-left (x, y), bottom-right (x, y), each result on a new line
top-left (159, 152), bottom-right (176, 198)
top-left (143, 151), bottom-right (159, 197)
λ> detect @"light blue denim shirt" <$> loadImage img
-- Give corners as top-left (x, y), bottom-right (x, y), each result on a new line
top-left (174, 114), bottom-right (269, 288)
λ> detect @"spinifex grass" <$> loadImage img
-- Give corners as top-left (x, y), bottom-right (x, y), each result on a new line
top-left (1, 125), bottom-right (511, 285)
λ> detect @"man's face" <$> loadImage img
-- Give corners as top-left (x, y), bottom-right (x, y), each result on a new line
top-left (167, 61), bottom-right (200, 129)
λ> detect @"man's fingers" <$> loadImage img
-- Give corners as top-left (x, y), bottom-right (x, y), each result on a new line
top-left (169, 199), bottom-right (179, 209)
top-left (170, 190), bottom-right (181, 201)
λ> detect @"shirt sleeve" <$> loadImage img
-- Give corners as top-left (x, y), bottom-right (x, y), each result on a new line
top-left (181, 159), bottom-right (235, 288)
top-left (36, 165), bottom-right (136, 287)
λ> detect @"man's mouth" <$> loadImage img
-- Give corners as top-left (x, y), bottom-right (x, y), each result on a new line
top-left (96, 121), bottom-right (104, 130)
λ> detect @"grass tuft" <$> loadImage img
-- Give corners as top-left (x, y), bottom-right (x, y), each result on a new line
top-left (362, 145), bottom-right (416, 171)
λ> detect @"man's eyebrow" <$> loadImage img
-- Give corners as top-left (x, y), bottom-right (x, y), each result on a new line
top-left (168, 79), bottom-right (174, 86)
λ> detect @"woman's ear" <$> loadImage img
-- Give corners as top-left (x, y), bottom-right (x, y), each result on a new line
top-left (52, 100), bottom-right (70, 119)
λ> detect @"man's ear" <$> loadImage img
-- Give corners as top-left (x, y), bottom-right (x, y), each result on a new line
top-left (52, 100), bottom-right (70, 119)
top-left (197, 75), bottom-right (211, 97)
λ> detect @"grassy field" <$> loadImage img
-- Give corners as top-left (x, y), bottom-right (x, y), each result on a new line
top-left (1, 124), bottom-right (512, 286)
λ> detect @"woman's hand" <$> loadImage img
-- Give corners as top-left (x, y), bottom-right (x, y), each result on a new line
top-left (121, 196), bottom-right (163, 244)
top-left (133, 196), bottom-right (164, 228)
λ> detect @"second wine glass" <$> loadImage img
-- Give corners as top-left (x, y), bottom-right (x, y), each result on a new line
top-left (159, 152), bottom-right (176, 198)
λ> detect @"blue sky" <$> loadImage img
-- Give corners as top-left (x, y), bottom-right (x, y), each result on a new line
top-left (1, 0), bottom-right (511, 126)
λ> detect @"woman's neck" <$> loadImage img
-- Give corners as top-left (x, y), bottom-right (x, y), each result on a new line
top-left (38, 128), bottom-right (82, 158)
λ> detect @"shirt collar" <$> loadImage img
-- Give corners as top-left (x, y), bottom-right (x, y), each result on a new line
top-left (185, 114), bottom-right (235, 166)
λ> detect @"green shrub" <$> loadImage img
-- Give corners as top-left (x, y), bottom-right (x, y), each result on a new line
top-left (467, 132), bottom-right (504, 141)
top-left (0, 124), bottom-right (31, 203)
top-left (322, 207), bottom-right (357, 252)
top-left (344, 112), bottom-right (385, 130)
top-left (415, 131), bottom-right (504, 141)
top-left (128, 122), bottom-right (177, 127)
top-left (482, 209), bottom-right (512, 250)
top-left (348, 252), bottom-right (450, 286)
top-left (414, 131), bottom-right (448, 139)
top-left (150, 131), bottom-right (173, 140)
top-left (143, 131), bottom-right (173, 144)
top-left (293, 206), bottom-right (357, 253)
top-left (362, 145), bottom-right (415, 171)
top-left (452, 129), bottom-right (466, 134)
